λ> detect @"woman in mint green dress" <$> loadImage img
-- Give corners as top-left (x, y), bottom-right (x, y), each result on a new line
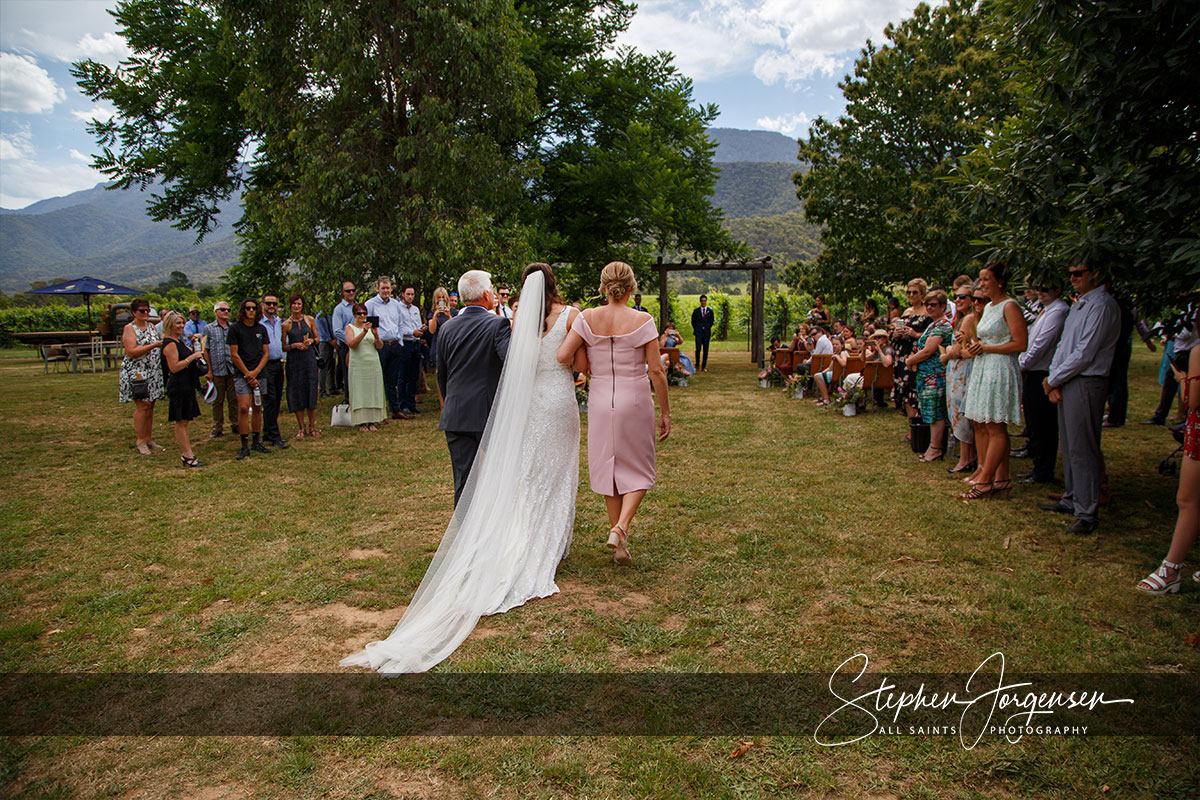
top-left (959, 262), bottom-right (1028, 500)
top-left (345, 303), bottom-right (387, 431)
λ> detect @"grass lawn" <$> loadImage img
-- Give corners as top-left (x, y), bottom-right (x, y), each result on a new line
top-left (1, 342), bottom-right (1196, 798)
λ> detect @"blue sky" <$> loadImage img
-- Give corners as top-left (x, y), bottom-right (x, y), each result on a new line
top-left (0, 0), bottom-right (927, 209)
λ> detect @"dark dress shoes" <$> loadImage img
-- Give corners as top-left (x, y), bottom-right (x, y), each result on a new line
top-left (251, 441), bottom-right (271, 454)
top-left (1068, 518), bottom-right (1097, 535)
top-left (1019, 474), bottom-right (1053, 484)
top-left (1011, 447), bottom-right (1031, 458)
top-left (1038, 501), bottom-right (1073, 514)
top-left (236, 446), bottom-right (251, 460)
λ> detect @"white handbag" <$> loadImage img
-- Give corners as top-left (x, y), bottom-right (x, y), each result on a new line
top-left (330, 403), bottom-right (352, 427)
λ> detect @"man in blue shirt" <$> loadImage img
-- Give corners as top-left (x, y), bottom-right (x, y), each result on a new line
top-left (1038, 264), bottom-right (1120, 534)
top-left (315, 309), bottom-right (334, 398)
top-left (332, 281), bottom-right (356, 403)
top-left (366, 276), bottom-right (411, 419)
top-left (259, 293), bottom-right (289, 449)
top-left (184, 306), bottom-right (207, 348)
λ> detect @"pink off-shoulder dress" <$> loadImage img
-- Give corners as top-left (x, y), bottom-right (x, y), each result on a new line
top-left (572, 313), bottom-right (659, 495)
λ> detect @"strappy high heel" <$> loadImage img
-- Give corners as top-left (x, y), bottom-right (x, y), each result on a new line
top-left (1138, 559), bottom-right (1183, 595)
top-left (919, 447), bottom-right (945, 462)
top-left (959, 481), bottom-right (993, 501)
top-left (991, 479), bottom-right (1013, 498)
top-left (606, 524), bottom-right (632, 566)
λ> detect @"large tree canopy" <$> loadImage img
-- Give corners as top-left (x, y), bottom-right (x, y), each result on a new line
top-left (73, 0), bottom-right (737, 302)
top-left (791, 0), bottom-right (1016, 301)
top-left (958, 0), bottom-right (1200, 313)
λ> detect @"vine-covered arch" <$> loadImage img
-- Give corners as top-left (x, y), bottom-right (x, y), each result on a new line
top-left (652, 256), bottom-right (772, 365)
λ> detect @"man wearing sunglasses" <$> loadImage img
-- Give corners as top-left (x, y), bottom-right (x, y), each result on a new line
top-left (1039, 264), bottom-right (1121, 534)
top-left (259, 294), bottom-right (289, 449)
top-left (203, 301), bottom-right (238, 439)
top-left (332, 282), bottom-right (356, 403)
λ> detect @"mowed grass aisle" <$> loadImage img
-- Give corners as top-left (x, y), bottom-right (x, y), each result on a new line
top-left (1, 343), bottom-right (1196, 798)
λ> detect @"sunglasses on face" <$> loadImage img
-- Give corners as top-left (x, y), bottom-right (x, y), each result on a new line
top-left (264, 301), bottom-right (277, 306)
top-left (134, 308), bottom-right (149, 313)
top-left (972, 297), bottom-right (987, 303)
top-left (924, 301), bottom-right (943, 307)
top-left (1067, 268), bottom-right (1089, 278)
top-left (244, 305), bottom-right (258, 311)
top-left (954, 294), bottom-right (971, 300)
top-left (216, 307), bottom-right (229, 312)
top-left (343, 289), bottom-right (355, 293)
top-left (354, 312), bottom-right (366, 316)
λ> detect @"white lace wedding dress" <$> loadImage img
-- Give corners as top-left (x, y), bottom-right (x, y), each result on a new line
top-left (341, 271), bottom-right (579, 674)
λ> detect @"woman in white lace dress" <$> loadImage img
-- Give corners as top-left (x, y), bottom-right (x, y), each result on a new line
top-left (341, 264), bottom-right (583, 674)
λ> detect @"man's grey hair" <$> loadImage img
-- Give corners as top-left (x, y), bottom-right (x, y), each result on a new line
top-left (375, 275), bottom-right (393, 288)
top-left (213, 301), bottom-right (229, 312)
top-left (458, 270), bottom-right (492, 303)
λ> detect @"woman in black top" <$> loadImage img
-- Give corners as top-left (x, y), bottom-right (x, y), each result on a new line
top-left (161, 311), bottom-right (205, 467)
top-left (228, 298), bottom-right (271, 459)
top-left (282, 293), bottom-right (320, 438)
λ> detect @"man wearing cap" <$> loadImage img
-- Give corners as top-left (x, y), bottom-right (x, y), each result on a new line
top-left (203, 301), bottom-right (238, 439)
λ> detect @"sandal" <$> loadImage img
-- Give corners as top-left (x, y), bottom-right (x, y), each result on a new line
top-left (367, 423), bottom-right (378, 432)
top-left (606, 524), bottom-right (632, 566)
top-left (136, 443), bottom-right (152, 456)
top-left (294, 430), bottom-right (305, 439)
top-left (147, 441), bottom-right (165, 452)
top-left (919, 448), bottom-right (945, 462)
top-left (959, 481), bottom-right (994, 501)
top-left (948, 460), bottom-right (977, 474)
top-left (1137, 559), bottom-right (1183, 595)
top-left (181, 455), bottom-right (205, 468)
top-left (309, 428), bottom-right (321, 438)
top-left (991, 479), bottom-right (1013, 498)
top-left (358, 424), bottom-right (370, 432)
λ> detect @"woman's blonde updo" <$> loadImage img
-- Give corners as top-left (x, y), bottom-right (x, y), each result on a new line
top-left (599, 261), bottom-right (637, 301)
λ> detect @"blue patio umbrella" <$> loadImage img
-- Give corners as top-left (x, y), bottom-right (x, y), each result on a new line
top-left (27, 276), bottom-right (144, 333)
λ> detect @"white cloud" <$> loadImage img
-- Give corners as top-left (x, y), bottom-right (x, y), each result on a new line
top-left (0, 126), bottom-right (35, 160)
top-left (755, 111), bottom-right (811, 137)
top-left (68, 148), bottom-right (90, 163)
top-left (0, 123), bottom-right (103, 209)
top-left (618, 0), bottom-right (928, 85)
top-left (0, 51), bottom-right (65, 113)
top-left (71, 104), bottom-right (116, 125)
top-left (73, 32), bottom-right (130, 66)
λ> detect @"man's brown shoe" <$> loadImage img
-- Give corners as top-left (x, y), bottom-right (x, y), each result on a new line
top-left (391, 411), bottom-right (413, 420)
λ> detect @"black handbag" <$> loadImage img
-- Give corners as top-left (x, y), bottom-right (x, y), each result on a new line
top-left (130, 376), bottom-right (150, 401)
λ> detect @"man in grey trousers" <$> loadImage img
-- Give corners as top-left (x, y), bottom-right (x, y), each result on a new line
top-left (1038, 263), bottom-right (1121, 534)
top-left (436, 270), bottom-right (511, 506)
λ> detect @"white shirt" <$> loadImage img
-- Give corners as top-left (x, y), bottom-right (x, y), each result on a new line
top-left (398, 301), bottom-right (424, 340)
top-left (812, 334), bottom-right (833, 356)
top-left (496, 303), bottom-right (513, 320)
top-left (1019, 297), bottom-right (1069, 372)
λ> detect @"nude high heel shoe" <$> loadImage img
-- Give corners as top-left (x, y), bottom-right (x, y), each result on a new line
top-left (606, 524), bottom-right (632, 566)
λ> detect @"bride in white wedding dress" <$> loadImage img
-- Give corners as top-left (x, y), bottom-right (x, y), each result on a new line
top-left (341, 264), bottom-right (583, 674)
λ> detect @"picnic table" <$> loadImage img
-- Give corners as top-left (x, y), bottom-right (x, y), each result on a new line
top-left (38, 339), bottom-right (123, 373)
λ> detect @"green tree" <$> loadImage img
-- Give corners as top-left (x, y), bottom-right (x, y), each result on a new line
top-left (73, 0), bottom-right (737, 304)
top-left (794, 0), bottom-right (1016, 301)
top-left (153, 270), bottom-right (192, 294)
top-left (957, 0), bottom-right (1200, 312)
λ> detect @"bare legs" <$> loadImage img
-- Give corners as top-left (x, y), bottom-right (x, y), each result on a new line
top-left (174, 420), bottom-right (194, 460)
top-left (953, 437), bottom-right (976, 471)
top-left (1138, 455), bottom-right (1200, 592)
top-left (814, 374), bottom-right (831, 404)
top-left (133, 400), bottom-right (155, 453)
top-left (922, 419), bottom-right (946, 460)
top-left (603, 489), bottom-right (648, 566)
top-left (237, 395), bottom-right (263, 436)
top-left (968, 421), bottom-right (988, 484)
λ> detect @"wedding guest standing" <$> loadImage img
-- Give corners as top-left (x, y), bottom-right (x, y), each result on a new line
top-left (426, 286), bottom-right (456, 372)
top-left (332, 282), bottom-right (357, 403)
top-left (691, 294), bottom-right (714, 371)
top-left (558, 261), bottom-right (670, 566)
top-left (1017, 281), bottom-right (1069, 484)
top-left (259, 294), bottom-right (289, 449)
top-left (907, 290), bottom-right (953, 462)
top-left (203, 301), bottom-right (238, 439)
top-left (960, 261), bottom-right (1028, 500)
top-left (1037, 263), bottom-right (1120, 533)
top-left (1138, 324), bottom-right (1200, 593)
top-left (346, 303), bottom-right (386, 432)
top-left (119, 297), bottom-right (165, 455)
top-left (227, 298), bottom-right (271, 460)
top-left (282, 293), bottom-right (320, 439)
top-left (892, 279), bottom-right (931, 417)
top-left (160, 311), bottom-right (205, 467)
top-left (943, 284), bottom-right (978, 474)
top-left (184, 305), bottom-right (207, 348)
top-left (315, 308), bottom-right (335, 398)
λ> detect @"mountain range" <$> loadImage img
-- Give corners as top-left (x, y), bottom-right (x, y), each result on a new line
top-left (0, 128), bottom-right (813, 293)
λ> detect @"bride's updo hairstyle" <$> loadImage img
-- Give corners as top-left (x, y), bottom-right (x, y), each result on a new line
top-left (599, 261), bottom-right (636, 302)
top-left (522, 262), bottom-right (563, 331)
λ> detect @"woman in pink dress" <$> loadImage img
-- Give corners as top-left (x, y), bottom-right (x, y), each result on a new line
top-left (558, 261), bottom-right (671, 565)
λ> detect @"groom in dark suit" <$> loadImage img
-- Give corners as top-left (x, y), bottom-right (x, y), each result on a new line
top-left (691, 294), bottom-right (714, 371)
top-left (436, 270), bottom-right (512, 505)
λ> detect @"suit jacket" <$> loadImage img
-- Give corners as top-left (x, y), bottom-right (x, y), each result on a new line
top-left (436, 305), bottom-right (511, 433)
top-left (692, 305), bottom-right (714, 338)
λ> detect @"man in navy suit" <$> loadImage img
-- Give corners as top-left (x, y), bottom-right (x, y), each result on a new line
top-left (691, 294), bottom-right (714, 371)
top-left (436, 270), bottom-right (512, 505)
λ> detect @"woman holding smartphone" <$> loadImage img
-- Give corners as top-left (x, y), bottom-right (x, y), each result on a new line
top-left (346, 302), bottom-right (386, 431)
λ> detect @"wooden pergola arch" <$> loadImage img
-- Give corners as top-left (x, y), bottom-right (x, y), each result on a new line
top-left (652, 256), bottom-right (772, 366)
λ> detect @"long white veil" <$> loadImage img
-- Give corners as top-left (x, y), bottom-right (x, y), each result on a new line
top-left (340, 270), bottom-right (547, 674)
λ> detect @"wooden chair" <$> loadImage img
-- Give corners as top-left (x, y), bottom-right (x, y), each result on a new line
top-left (836, 356), bottom-right (865, 387)
top-left (809, 353), bottom-right (833, 377)
top-left (86, 335), bottom-right (104, 373)
top-left (662, 347), bottom-right (681, 369)
top-left (789, 350), bottom-right (810, 370)
top-left (40, 345), bottom-right (68, 373)
top-left (861, 362), bottom-right (896, 396)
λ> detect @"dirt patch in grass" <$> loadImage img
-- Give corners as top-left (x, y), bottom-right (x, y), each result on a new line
top-left (344, 548), bottom-right (388, 560)
top-left (555, 579), bottom-right (655, 618)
